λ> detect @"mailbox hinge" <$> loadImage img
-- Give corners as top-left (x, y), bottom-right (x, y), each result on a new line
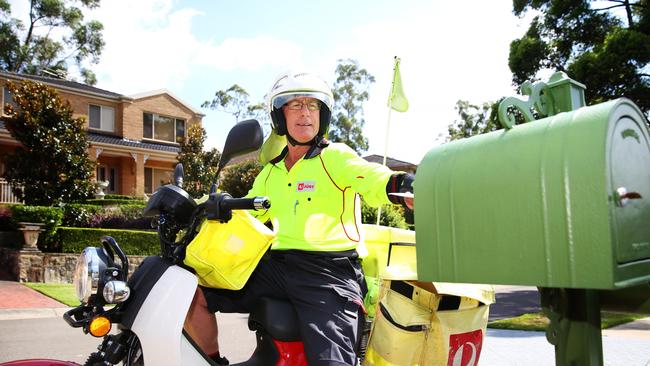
top-left (497, 71), bottom-right (587, 129)
top-left (539, 287), bottom-right (604, 366)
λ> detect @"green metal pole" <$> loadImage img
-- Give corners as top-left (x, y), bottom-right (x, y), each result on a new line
top-left (540, 288), bottom-right (604, 366)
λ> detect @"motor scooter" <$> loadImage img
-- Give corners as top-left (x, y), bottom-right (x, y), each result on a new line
top-left (0, 120), bottom-right (331, 366)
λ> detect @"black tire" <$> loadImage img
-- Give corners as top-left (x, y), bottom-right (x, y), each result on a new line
top-left (84, 352), bottom-right (107, 366)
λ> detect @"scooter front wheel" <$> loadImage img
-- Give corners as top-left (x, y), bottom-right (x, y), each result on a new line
top-left (84, 352), bottom-right (106, 366)
top-left (0, 361), bottom-right (80, 366)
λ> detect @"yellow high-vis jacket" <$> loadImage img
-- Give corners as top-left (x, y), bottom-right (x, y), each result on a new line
top-left (247, 141), bottom-right (395, 252)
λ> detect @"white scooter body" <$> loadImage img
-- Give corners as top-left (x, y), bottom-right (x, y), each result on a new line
top-left (130, 265), bottom-right (209, 366)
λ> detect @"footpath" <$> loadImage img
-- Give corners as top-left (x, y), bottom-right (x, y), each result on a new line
top-left (0, 280), bottom-right (70, 320)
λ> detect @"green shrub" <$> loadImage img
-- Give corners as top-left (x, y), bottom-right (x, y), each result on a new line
top-left (103, 194), bottom-right (145, 201)
top-left (59, 227), bottom-right (159, 256)
top-left (85, 199), bottom-right (147, 206)
top-left (96, 204), bottom-right (151, 230)
top-left (61, 203), bottom-right (103, 227)
top-left (220, 159), bottom-right (263, 198)
top-left (62, 203), bottom-right (150, 230)
top-left (10, 205), bottom-right (63, 251)
top-left (361, 200), bottom-right (407, 229)
top-left (118, 204), bottom-right (147, 218)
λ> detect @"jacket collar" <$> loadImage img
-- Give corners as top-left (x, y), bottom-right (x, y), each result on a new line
top-left (269, 137), bottom-right (330, 164)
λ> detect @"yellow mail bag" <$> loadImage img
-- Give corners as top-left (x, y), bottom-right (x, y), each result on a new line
top-left (184, 210), bottom-right (275, 290)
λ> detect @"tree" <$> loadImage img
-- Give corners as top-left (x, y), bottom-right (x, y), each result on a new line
top-left (446, 100), bottom-right (503, 141)
top-left (448, 0), bottom-right (649, 140)
top-left (2, 80), bottom-right (96, 205)
top-left (202, 84), bottom-right (267, 124)
top-left (330, 59), bottom-right (375, 154)
top-left (177, 123), bottom-right (221, 197)
top-left (510, 0), bottom-right (650, 115)
top-left (0, 0), bottom-right (105, 85)
top-left (361, 200), bottom-right (408, 229)
top-left (219, 159), bottom-right (264, 198)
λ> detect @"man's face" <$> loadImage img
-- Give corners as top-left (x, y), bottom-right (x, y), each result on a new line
top-left (283, 97), bottom-right (320, 143)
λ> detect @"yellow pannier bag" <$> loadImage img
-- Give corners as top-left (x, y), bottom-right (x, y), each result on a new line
top-left (184, 210), bottom-right (275, 290)
top-left (363, 280), bottom-right (495, 366)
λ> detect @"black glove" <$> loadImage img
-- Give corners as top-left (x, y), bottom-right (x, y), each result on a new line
top-left (386, 173), bottom-right (415, 208)
top-left (205, 192), bottom-right (233, 222)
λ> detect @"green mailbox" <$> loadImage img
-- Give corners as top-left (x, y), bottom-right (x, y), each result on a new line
top-left (415, 85), bottom-right (650, 290)
top-left (414, 72), bottom-right (650, 365)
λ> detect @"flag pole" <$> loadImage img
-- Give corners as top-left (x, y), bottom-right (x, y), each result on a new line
top-left (376, 56), bottom-right (399, 225)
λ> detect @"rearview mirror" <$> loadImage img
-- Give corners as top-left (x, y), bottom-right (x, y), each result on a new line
top-left (219, 119), bottom-right (264, 170)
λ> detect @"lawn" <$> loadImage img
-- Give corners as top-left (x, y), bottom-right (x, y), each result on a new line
top-left (488, 311), bottom-right (647, 331)
top-left (24, 282), bottom-right (80, 307)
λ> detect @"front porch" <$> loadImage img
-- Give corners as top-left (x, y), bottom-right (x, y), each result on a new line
top-left (89, 134), bottom-right (179, 197)
top-left (0, 179), bottom-right (21, 204)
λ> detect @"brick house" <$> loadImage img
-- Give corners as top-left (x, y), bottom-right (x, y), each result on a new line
top-left (362, 154), bottom-right (417, 174)
top-left (0, 71), bottom-right (204, 201)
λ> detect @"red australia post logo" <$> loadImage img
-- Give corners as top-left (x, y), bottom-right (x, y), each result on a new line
top-left (296, 181), bottom-right (316, 192)
top-left (447, 329), bottom-right (483, 366)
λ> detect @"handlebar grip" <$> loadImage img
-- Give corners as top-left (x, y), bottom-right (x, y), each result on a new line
top-left (220, 196), bottom-right (270, 211)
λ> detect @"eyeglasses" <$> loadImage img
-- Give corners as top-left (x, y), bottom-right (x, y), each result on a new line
top-left (285, 100), bottom-right (321, 111)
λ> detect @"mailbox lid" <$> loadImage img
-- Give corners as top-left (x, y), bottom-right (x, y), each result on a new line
top-left (608, 101), bottom-right (650, 263)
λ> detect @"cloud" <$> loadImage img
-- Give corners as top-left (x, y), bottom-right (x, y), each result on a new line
top-left (31, 0), bottom-right (533, 164)
top-left (194, 36), bottom-right (303, 71)
top-left (88, 0), bottom-right (304, 95)
top-left (320, 1), bottom-right (531, 163)
top-left (86, 1), bottom-right (199, 94)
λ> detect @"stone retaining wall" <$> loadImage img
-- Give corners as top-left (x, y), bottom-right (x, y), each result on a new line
top-left (0, 247), bottom-right (147, 283)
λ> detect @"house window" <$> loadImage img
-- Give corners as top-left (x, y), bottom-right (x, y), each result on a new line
top-left (89, 104), bottom-right (115, 132)
top-left (144, 167), bottom-right (173, 194)
top-left (143, 112), bottom-right (186, 143)
top-left (2, 87), bottom-right (16, 115)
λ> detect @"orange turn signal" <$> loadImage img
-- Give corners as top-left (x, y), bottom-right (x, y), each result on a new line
top-left (89, 316), bottom-right (112, 337)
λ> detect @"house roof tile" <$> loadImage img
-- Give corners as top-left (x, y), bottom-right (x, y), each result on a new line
top-left (88, 133), bottom-right (180, 153)
top-left (1, 121), bottom-right (179, 153)
top-left (363, 154), bottom-right (416, 167)
top-left (0, 70), bottom-right (125, 100)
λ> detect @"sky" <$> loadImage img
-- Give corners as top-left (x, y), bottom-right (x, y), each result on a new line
top-left (10, 0), bottom-right (537, 164)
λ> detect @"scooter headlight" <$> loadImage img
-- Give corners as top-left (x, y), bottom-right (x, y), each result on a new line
top-left (103, 280), bottom-right (130, 304)
top-left (73, 247), bottom-right (108, 304)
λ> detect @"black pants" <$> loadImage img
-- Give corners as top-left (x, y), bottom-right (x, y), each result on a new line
top-left (202, 249), bottom-right (367, 366)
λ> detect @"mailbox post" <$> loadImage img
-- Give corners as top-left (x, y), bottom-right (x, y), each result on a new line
top-left (415, 72), bottom-right (650, 365)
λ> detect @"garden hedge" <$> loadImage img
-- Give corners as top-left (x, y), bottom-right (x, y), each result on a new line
top-left (85, 199), bottom-right (147, 206)
top-left (103, 194), bottom-right (145, 201)
top-left (61, 203), bottom-right (151, 229)
top-left (59, 227), bottom-right (159, 256)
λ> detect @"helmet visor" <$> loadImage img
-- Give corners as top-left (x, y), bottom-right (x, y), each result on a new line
top-left (272, 92), bottom-right (333, 111)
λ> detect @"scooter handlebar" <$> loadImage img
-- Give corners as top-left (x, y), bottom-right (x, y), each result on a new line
top-left (204, 193), bottom-right (270, 222)
top-left (220, 196), bottom-right (271, 211)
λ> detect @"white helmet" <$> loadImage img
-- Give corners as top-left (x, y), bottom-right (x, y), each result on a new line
top-left (267, 71), bottom-right (334, 137)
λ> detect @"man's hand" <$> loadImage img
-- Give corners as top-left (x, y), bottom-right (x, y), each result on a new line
top-left (205, 192), bottom-right (233, 222)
